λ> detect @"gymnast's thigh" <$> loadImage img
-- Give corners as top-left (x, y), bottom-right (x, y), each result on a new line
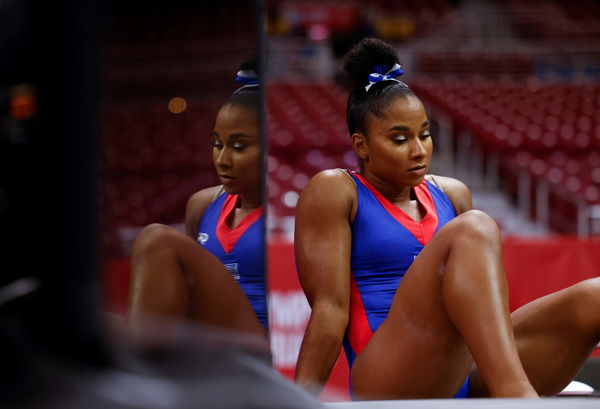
top-left (173, 234), bottom-right (264, 336)
top-left (134, 224), bottom-right (265, 337)
top-left (350, 226), bottom-right (473, 399)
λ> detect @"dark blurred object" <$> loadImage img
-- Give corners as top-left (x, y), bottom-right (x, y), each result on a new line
top-left (102, 1), bottom-right (257, 100)
top-left (576, 358), bottom-right (600, 392)
top-left (8, 320), bottom-right (322, 409)
top-left (0, 0), bottom-right (110, 400)
top-left (1, 1), bottom-right (322, 407)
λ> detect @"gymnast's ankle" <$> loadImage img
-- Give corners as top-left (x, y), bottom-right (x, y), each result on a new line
top-left (490, 381), bottom-right (539, 398)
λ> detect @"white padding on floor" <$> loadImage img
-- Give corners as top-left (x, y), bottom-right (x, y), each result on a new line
top-left (559, 381), bottom-right (594, 395)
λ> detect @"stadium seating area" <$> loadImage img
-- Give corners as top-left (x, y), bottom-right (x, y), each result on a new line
top-left (503, 0), bottom-right (600, 40)
top-left (99, 98), bottom-right (220, 255)
top-left (267, 79), bottom-right (600, 235)
top-left (99, 0), bottom-right (600, 254)
top-left (99, 77), bottom-right (600, 250)
top-left (369, 0), bottom-right (456, 40)
top-left (418, 52), bottom-right (535, 76)
top-left (267, 82), bottom-right (355, 235)
top-left (414, 77), bottom-right (600, 233)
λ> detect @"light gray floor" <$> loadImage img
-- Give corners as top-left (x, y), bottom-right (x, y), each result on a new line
top-left (326, 397), bottom-right (599, 409)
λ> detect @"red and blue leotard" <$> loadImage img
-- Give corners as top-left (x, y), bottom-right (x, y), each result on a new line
top-left (197, 191), bottom-right (267, 328)
top-left (342, 171), bottom-right (469, 398)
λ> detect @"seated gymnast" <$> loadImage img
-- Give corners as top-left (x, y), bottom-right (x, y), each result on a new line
top-left (126, 66), bottom-right (267, 343)
top-left (293, 38), bottom-right (600, 399)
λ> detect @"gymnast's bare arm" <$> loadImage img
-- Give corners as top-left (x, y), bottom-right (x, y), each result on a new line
top-left (294, 170), bottom-right (356, 395)
top-left (184, 185), bottom-right (223, 240)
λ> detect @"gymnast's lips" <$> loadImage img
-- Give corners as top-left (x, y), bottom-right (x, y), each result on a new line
top-left (407, 165), bottom-right (427, 175)
top-left (219, 174), bottom-right (235, 181)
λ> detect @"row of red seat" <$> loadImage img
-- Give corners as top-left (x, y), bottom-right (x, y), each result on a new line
top-left (510, 151), bottom-right (600, 203)
top-left (505, 0), bottom-right (600, 40)
top-left (268, 82), bottom-right (349, 152)
top-left (107, 3), bottom-right (256, 45)
top-left (268, 149), bottom-right (359, 225)
top-left (418, 52), bottom-right (535, 75)
top-left (100, 172), bottom-right (219, 255)
top-left (99, 99), bottom-right (221, 255)
top-left (412, 77), bottom-right (600, 233)
top-left (369, 0), bottom-right (456, 39)
top-left (268, 83), bottom-right (353, 230)
top-left (415, 78), bottom-right (600, 154)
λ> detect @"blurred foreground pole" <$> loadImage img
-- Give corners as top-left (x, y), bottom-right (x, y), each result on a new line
top-left (29, 0), bottom-right (108, 366)
top-left (0, 0), bottom-right (109, 400)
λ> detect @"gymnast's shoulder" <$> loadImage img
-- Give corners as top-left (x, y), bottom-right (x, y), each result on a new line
top-left (425, 175), bottom-right (473, 214)
top-left (186, 185), bottom-right (223, 211)
top-left (297, 169), bottom-right (356, 209)
top-left (185, 185), bottom-right (223, 237)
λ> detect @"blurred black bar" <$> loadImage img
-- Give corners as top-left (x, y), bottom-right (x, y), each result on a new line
top-left (0, 0), bottom-right (110, 400)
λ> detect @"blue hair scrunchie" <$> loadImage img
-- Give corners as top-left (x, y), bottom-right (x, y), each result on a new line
top-left (365, 63), bottom-right (405, 91)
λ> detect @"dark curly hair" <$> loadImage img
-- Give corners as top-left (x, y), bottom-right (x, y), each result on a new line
top-left (344, 38), bottom-right (415, 137)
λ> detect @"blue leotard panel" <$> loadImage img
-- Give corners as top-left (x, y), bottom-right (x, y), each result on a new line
top-left (342, 171), bottom-right (468, 398)
top-left (197, 192), bottom-right (267, 328)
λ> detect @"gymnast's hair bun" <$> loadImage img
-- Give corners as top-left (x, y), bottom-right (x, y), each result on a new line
top-left (343, 38), bottom-right (401, 87)
top-left (239, 55), bottom-right (258, 73)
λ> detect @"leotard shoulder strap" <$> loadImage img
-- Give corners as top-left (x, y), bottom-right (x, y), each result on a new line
top-left (336, 168), bottom-right (357, 187)
top-left (212, 185), bottom-right (226, 202)
top-left (426, 174), bottom-right (444, 193)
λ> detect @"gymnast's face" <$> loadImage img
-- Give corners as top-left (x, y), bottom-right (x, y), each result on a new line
top-left (356, 95), bottom-right (432, 187)
top-left (212, 104), bottom-right (261, 197)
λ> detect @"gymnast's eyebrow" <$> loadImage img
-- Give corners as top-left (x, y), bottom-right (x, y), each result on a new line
top-left (227, 133), bottom-right (251, 139)
top-left (388, 121), bottom-right (430, 132)
top-left (211, 132), bottom-right (250, 138)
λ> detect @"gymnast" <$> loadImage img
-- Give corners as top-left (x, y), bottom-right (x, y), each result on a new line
top-left (126, 66), bottom-right (267, 342)
top-left (294, 38), bottom-right (600, 399)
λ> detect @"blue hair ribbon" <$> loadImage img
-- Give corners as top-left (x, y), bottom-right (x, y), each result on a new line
top-left (365, 63), bottom-right (404, 91)
top-left (235, 69), bottom-right (259, 85)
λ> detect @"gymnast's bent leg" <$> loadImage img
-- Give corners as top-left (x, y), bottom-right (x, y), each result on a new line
top-left (126, 223), bottom-right (265, 342)
top-left (469, 277), bottom-right (600, 396)
top-left (351, 210), bottom-right (537, 399)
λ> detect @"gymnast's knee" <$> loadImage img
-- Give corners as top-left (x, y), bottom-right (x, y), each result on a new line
top-left (447, 210), bottom-right (501, 245)
top-left (131, 223), bottom-right (179, 257)
top-left (570, 278), bottom-right (600, 329)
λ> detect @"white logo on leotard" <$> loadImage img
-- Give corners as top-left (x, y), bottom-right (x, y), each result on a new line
top-left (198, 232), bottom-right (209, 245)
top-left (224, 263), bottom-right (240, 281)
